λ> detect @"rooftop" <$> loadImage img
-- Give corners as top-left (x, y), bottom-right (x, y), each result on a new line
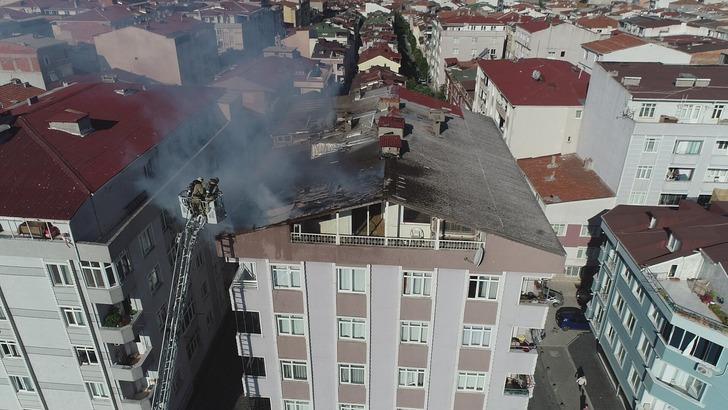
top-left (621, 15), bottom-right (682, 28)
top-left (136, 14), bottom-right (210, 38)
top-left (477, 58), bottom-right (589, 106)
top-left (0, 34), bottom-right (66, 53)
top-left (581, 33), bottom-right (646, 54)
top-left (0, 80), bottom-right (44, 108)
top-left (599, 61), bottom-right (728, 101)
top-left (517, 154), bottom-right (614, 204)
top-left (56, 5), bottom-right (134, 23)
top-left (517, 17), bottom-right (561, 33)
top-left (0, 82), bottom-right (223, 220)
top-left (358, 45), bottom-right (401, 64)
top-left (656, 35), bottom-right (728, 53)
top-left (575, 15), bottom-right (619, 29)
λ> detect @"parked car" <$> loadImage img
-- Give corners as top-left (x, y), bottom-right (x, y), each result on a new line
top-left (576, 287), bottom-right (593, 306)
top-left (544, 286), bottom-right (564, 306)
top-left (556, 307), bottom-right (590, 331)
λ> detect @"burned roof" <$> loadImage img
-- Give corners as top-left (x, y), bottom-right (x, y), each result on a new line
top-left (226, 87), bottom-right (563, 256)
top-left (518, 154), bottom-right (614, 203)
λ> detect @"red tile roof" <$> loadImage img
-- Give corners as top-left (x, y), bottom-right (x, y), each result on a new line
top-left (393, 85), bottom-right (463, 117)
top-left (582, 33), bottom-right (646, 54)
top-left (477, 58), bottom-right (589, 106)
top-left (378, 115), bottom-right (405, 129)
top-left (379, 133), bottom-right (402, 148)
top-left (517, 154), bottom-right (613, 203)
top-left (358, 45), bottom-right (401, 64)
top-left (439, 13), bottom-right (504, 25)
top-left (517, 17), bottom-right (561, 33)
top-left (0, 82), bottom-right (224, 220)
top-left (0, 81), bottom-right (44, 108)
top-left (58, 5), bottom-right (133, 23)
top-left (576, 15), bottom-right (618, 29)
top-left (138, 14), bottom-right (210, 38)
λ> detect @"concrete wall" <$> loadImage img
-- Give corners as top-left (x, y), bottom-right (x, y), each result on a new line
top-left (507, 105), bottom-right (583, 159)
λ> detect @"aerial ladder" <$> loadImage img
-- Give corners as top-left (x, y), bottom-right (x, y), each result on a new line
top-left (151, 179), bottom-right (225, 410)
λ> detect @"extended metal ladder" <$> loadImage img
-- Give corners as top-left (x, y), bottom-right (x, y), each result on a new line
top-left (151, 214), bottom-right (207, 410)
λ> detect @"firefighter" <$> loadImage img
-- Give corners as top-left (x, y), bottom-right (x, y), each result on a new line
top-left (190, 177), bottom-right (206, 216)
top-left (206, 177), bottom-right (220, 201)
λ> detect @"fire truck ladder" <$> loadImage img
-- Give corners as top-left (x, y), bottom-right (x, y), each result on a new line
top-left (151, 214), bottom-right (207, 410)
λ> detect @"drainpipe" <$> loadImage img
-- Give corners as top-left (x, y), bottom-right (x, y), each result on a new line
top-left (335, 212), bottom-right (340, 245)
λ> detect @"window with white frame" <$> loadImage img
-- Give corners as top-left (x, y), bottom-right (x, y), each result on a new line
top-left (467, 275), bottom-right (499, 300)
top-left (575, 109), bottom-right (582, 119)
top-left (628, 366), bottom-right (641, 393)
top-left (457, 371), bottom-right (487, 391)
top-left (580, 225), bottom-right (598, 237)
top-left (284, 400), bottom-right (311, 410)
top-left (653, 360), bottom-right (707, 401)
top-left (272, 264), bottom-right (302, 289)
top-left (628, 191), bottom-right (647, 205)
top-left (338, 363), bottom-right (365, 384)
top-left (398, 367), bottom-right (426, 388)
top-left (74, 346), bottom-right (98, 365)
top-left (276, 314), bottom-right (305, 336)
top-left (638, 103), bottom-right (656, 118)
top-left (711, 104), bottom-right (724, 119)
top-left (648, 304), bottom-right (662, 327)
top-left (673, 140), bottom-right (702, 155)
top-left (576, 247), bottom-right (587, 260)
top-left (705, 168), bottom-right (728, 183)
top-left (643, 137), bottom-right (659, 153)
top-left (676, 104), bottom-right (702, 121)
top-left (337, 267), bottom-right (366, 293)
top-left (0, 340), bottom-right (21, 358)
top-left (85, 381), bottom-right (109, 398)
top-left (400, 321), bottom-right (429, 343)
top-left (462, 324), bottom-right (492, 347)
top-left (551, 224), bottom-right (566, 236)
top-left (637, 333), bottom-right (651, 362)
top-left (716, 141), bottom-right (728, 154)
top-left (605, 322), bottom-right (616, 345)
top-left (281, 360), bottom-right (308, 381)
top-left (565, 266), bottom-right (581, 277)
top-left (623, 309), bottom-right (636, 335)
top-left (614, 340), bottom-right (626, 366)
top-left (632, 283), bottom-right (645, 303)
top-left (635, 166), bottom-right (653, 180)
top-left (9, 375), bottom-right (34, 392)
top-left (46, 262), bottom-right (74, 286)
top-left (402, 271), bottom-right (432, 296)
top-left (61, 307), bottom-right (85, 327)
top-left (138, 225), bottom-right (154, 256)
top-left (80, 261), bottom-right (116, 288)
top-left (338, 317), bottom-right (366, 340)
top-left (339, 405), bottom-right (365, 410)
top-left (147, 265), bottom-right (161, 293)
top-left (453, 48), bottom-right (459, 55)
top-left (114, 250), bottom-right (132, 281)
top-left (613, 293), bottom-right (625, 316)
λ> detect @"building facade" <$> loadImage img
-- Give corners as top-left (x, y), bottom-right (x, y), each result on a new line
top-left (509, 20), bottom-right (602, 67)
top-left (587, 202), bottom-right (728, 410)
top-left (0, 35), bottom-right (74, 90)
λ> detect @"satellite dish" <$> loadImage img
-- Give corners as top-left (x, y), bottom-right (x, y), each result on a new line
top-left (473, 246), bottom-right (485, 267)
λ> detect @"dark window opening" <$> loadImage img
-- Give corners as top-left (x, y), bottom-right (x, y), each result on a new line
top-left (236, 311), bottom-right (261, 334)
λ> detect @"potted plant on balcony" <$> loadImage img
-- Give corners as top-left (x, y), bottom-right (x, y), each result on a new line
top-left (103, 306), bottom-right (132, 328)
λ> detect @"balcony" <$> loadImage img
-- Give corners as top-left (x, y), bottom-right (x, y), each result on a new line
top-left (290, 203), bottom-right (484, 250)
top-left (665, 168), bottom-right (694, 182)
top-left (519, 279), bottom-right (563, 306)
top-left (504, 374), bottom-right (535, 397)
top-left (109, 343), bottom-right (153, 382)
top-left (98, 303), bottom-right (143, 345)
top-left (509, 328), bottom-right (542, 353)
top-left (0, 218), bottom-right (70, 242)
top-left (119, 381), bottom-right (152, 410)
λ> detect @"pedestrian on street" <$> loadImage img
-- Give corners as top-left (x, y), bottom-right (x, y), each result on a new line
top-left (576, 375), bottom-right (587, 393)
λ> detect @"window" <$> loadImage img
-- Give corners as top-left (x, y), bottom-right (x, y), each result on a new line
top-left (712, 104), bottom-right (725, 119)
top-left (338, 267), bottom-right (366, 293)
top-left (179, 301), bottom-right (196, 334)
top-left (84, 381), bottom-right (109, 399)
top-left (632, 282), bottom-right (645, 303)
top-left (613, 294), bottom-right (625, 316)
top-left (666, 167), bottom-right (694, 181)
top-left (143, 157), bottom-right (155, 178)
top-left (614, 340), bottom-right (626, 366)
top-left (639, 103), bottom-right (656, 118)
top-left (468, 275), bottom-right (499, 300)
top-left (138, 225), bottom-right (154, 256)
top-left (457, 371), bottom-right (487, 391)
top-left (653, 360), bottom-right (707, 401)
top-left (628, 366), bottom-right (641, 393)
top-left (673, 140), bottom-right (702, 155)
top-left (643, 137), bottom-right (659, 152)
top-left (575, 109), bottom-right (582, 119)
top-left (565, 266), bottom-right (581, 277)
top-left (46, 262), bottom-right (73, 286)
top-left (276, 314), bottom-right (305, 336)
top-left (339, 405), bottom-right (365, 410)
top-left (0, 340), bottom-right (21, 358)
top-left (462, 324), bottom-right (492, 347)
top-left (628, 191), bottom-right (647, 205)
top-left (272, 264), bottom-right (302, 289)
top-left (402, 271), bottom-right (432, 296)
top-left (9, 375), bottom-right (34, 392)
top-left (676, 104), bottom-right (702, 121)
top-left (637, 333), bottom-right (651, 362)
top-left (580, 225), bottom-right (598, 237)
top-left (114, 250), bottom-right (132, 282)
top-left (284, 400), bottom-right (311, 410)
top-left (339, 363), bottom-right (365, 384)
top-left (659, 194), bottom-right (687, 206)
top-left (400, 321), bottom-right (429, 343)
top-left (281, 360), bottom-right (308, 381)
top-left (157, 303), bottom-right (167, 333)
top-left (186, 331), bottom-right (200, 360)
top-left (648, 304), bottom-right (662, 327)
top-left (560, 50), bottom-right (566, 57)
top-left (61, 307), bottom-right (85, 327)
top-left (398, 367), bottom-right (426, 388)
top-left (716, 140), bottom-right (728, 154)
top-left (0, 303), bottom-right (5, 320)
top-left (551, 224), bottom-right (566, 236)
top-left (237, 311), bottom-right (261, 334)
top-left (242, 356), bottom-right (266, 377)
top-left (576, 247), bottom-right (587, 260)
top-left (623, 309), bottom-right (636, 335)
top-left (635, 166), bottom-right (653, 180)
top-left (160, 209), bottom-right (171, 231)
top-left (338, 317), bottom-right (366, 340)
top-left (81, 261), bottom-right (116, 288)
top-left (453, 48), bottom-right (459, 55)
top-left (660, 323), bottom-right (723, 366)
top-left (605, 322), bottom-right (616, 345)
top-left (705, 168), bottom-right (728, 183)
top-left (74, 346), bottom-right (98, 365)
top-left (453, 37), bottom-right (460, 44)
top-left (147, 265), bottom-right (161, 293)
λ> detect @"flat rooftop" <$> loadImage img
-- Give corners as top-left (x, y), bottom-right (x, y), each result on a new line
top-left (517, 154), bottom-right (614, 204)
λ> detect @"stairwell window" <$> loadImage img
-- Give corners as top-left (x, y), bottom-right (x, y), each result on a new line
top-left (643, 137), bottom-right (659, 153)
top-left (337, 267), bottom-right (366, 293)
top-left (402, 271), bottom-right (432, 296)
top-left (9, 375), bottom-right (34, 392)
top-left (628, 366), bottom-right (641, 393)
top-left (338, 317), bottom-right (366, 340)
top-left (400, 321), bottom-right (429, 344)
top-left (638, 103), bottom-right (656, 118)
top-left (276, 314), bottom-right (305, 336)
top-left (398, 367), bottom-right (426, 388)
top-left (272, 264), bottom-right (302, 289)
top-left (623, 309), bottom-right (636, 336)
top-left (281, 360), bottom-right (308, 381)
top-left (468, 275), bottom-right (499, 300)
top-left (635, 166), bottom-right (652, 180)
top-left (85, 381), bottom-right (109, 399)
top-left (614, 340), bottom-right (626, 367)
top-left (339, 363), bottom-right (365, 384)
top-left (46, 262), bottom-right (74, 286)
top-left (0, 340), bottom-right (21, 358)
top-left (74, 346), bottom-right (98, 365)
top-left (462, 324), bottom-right (492, 347)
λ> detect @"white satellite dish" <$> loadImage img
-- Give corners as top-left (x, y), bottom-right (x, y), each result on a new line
top-left (473, 246), bottom-right (485, 267)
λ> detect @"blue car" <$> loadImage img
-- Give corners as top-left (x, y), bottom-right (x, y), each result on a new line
top-left (556, 307), bottom-right (591, 331)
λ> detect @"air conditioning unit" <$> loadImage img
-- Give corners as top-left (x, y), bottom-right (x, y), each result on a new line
top-left (695, 363), bottom-right (714, 377)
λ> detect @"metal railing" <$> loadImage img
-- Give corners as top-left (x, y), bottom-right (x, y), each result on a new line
top-left (290, 232), bottom-right (483, 250)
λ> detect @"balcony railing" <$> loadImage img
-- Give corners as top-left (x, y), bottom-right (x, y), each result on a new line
top-left (504, 374), bottom-right (534, 396)
top-left (290, 232), bottom-right (483, 250)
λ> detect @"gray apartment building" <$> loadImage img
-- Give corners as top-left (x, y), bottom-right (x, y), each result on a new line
top-left (223, 86), bottom-right (566, 410)
top-left (577, 62), bottom-right (728, 207)
top-left (508, 19), bottom-right (602, 68)
top-left (426, 13), bottom-right (508, 87)
top-left (0, 81), bottom-right (235, 409)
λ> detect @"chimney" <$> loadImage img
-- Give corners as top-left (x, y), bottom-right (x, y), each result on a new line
top-left (429, 109), bottom-right (445, 136)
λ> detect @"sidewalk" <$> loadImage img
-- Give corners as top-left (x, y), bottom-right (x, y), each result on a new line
top-left (530, 345), bottom-right (594, 410)
top-left (568, 333), bottom-right (625, 410)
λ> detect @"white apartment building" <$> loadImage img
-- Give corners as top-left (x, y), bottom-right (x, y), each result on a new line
top-left (225, 87), bottom-right (566, 410)
top-left (473, 58), bottom-right (589, 159)
top-left (578, 33), bottom-right (690, 72)
top-left (427, 13), bottom-right (508, 87)
top-left (577, 62), bottom-right (728, 207)
top-left (0, 82), bottom-right (235, 410)
top-left (508, 19), bottom-right (602, 67)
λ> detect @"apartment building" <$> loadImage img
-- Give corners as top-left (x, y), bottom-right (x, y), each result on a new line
top-left (426, 12), bottom-right (508, 87)
top-left (508, 18), bottom-right (601, 67)
top-left (578, 33), bottom-right (690, 72)
top-left (192, 0), bottom-right (281, 53)
top-left (224, 86), bottom-right (565, 410)
top-left (619, 15), bottom-right (700, 38)
top-left (51, 5), bottom-right (135, 45)
top-left (577, 62), bottom-right (728, 207)
top-left (0, 81), bottom-right (235, 410)
top-left (473, 58), bottom-right (589, 159)
top-left (0, 35), bottom-right (74, 90)
top-left (587, 201), bottom-right (728, 410)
